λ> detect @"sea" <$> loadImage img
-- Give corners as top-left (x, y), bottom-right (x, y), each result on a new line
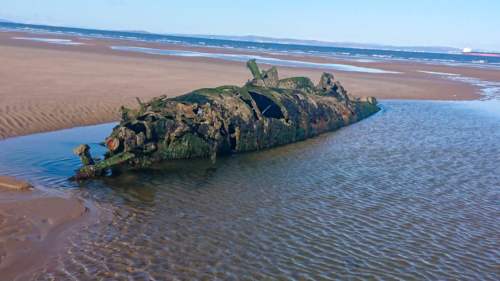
top-left (2, 21), bottom-right (500, 69)
top-left (0, 21), bottom-right (499, 280)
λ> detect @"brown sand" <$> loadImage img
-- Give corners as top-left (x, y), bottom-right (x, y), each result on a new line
top-left (0, 30), bottom-right (499, 279)
top-left (0, 188), bottom-right (88, 280)
top-left (2, 31), bottom-right (499, 140)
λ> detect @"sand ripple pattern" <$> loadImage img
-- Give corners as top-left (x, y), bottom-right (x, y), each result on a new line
top-left (0, 101), bottom-right (124, 139)
top-left (1, 101), bottom-right (499, 280)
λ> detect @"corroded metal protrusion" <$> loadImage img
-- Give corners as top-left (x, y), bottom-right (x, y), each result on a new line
top-left (73, 144), bottom-right (94, 166)
top-left (246, 59), bottom-right (262, 80)
top-left (106, 137), bottom-right (120, 152)
top-left (317, 73), bottom-right (335, 91)
top-left (73, 144), bottom-right (135, 180)
top-left (73, 60), bottom-right (380, 179)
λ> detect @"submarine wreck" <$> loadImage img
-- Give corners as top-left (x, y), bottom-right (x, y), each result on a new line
top-left (74, 60), bottom-right (380, 179)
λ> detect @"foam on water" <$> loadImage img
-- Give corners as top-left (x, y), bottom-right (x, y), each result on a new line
top-left (110, 46), bottom-right (401, 74)
top-left (419, 70), bottom-right (500, 100)
top-left (417, 70), bottom-right (460, 76)
top-left (12, 36), bottom-right (86, 45)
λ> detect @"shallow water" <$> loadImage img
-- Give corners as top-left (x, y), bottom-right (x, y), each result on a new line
top-left (0, 101), bottom-right (499, 280)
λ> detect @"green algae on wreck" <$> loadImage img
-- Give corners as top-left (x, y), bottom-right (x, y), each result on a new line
top-left (73, 60), bottom-right (380, 179)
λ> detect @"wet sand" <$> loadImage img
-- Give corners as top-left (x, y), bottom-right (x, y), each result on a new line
top-left (0, 176), bottom-right (33, 190)
top-left (0, 30), bottom-right (499, 279)
top-left (2, 30), bottom-right (499, 139)
top-left (0, 186), bottom-right (88, 280)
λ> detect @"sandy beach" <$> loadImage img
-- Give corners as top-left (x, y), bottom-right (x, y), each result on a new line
top-left (0, 1), bottom-right (499, 276)
top-left (1, 31), bottom-right (499, 140)
top-left (1, 29), bottom-right (500, 279)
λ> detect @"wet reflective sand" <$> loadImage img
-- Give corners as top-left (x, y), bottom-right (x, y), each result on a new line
top-left (0, 101), bottom-right (499, 280)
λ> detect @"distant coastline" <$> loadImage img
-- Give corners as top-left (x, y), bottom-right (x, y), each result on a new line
top-left (0, 19), bottom-right (459, 52)
top-left (1, 21), bottom-right (500, 68)
top-left (177, 34), bottom-right (463, 54)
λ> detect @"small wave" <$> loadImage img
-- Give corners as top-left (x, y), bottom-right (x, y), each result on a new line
top-left (12, 37), bottom-right (86, 46)
top-left (371, 54), bottom-right (393, 58)
top-left (354, 59), bottom-right (377, 63)
top-left (110, 45), bottom-right (400, 74)
top-left (417, 70), bottom-right (460, 76)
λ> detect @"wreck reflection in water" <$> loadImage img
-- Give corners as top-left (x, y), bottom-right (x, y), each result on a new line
top-left (0, 101), bottom-right (499, 280)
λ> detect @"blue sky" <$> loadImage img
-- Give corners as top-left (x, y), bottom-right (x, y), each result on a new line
top-left (1, 0), bottom-right (499, 50)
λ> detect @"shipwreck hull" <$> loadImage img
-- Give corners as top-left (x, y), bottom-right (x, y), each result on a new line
top-left (73, 60), bottom-right (380, 179)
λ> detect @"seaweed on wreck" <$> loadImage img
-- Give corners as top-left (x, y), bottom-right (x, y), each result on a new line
top-left (73, 59), bottom-right (380, 180)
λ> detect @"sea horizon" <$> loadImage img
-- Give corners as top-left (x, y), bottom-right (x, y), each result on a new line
top-left (2, 21), bottom-right (500, 69)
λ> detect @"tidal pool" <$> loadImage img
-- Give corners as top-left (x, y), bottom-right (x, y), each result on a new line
top-left (0, 101), bottom-right (498, 280)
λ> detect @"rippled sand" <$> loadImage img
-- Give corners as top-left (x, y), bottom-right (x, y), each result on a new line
top-left (0, 30), bottom-right (487, 140)
top-left (1, 101), bottom-right (498, 280)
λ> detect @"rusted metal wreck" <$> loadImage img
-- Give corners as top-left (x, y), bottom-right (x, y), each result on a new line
top-left (73, 60), bottom-right (380, 179)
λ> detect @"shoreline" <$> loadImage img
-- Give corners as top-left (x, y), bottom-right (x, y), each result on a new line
top-left (2, 30), bottom-right (499, 139)
top-left (0, 10), bottom-right (498, 280)
top-left (0, 28), bottom-right (498, 278)
top-left (2, 29), bottom-right (500, 79)
top-left (0, 29), bottom-right (500, 279)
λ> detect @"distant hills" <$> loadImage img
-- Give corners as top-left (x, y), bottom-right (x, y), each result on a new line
top-left (179, 34), bottom-right (462, 54)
